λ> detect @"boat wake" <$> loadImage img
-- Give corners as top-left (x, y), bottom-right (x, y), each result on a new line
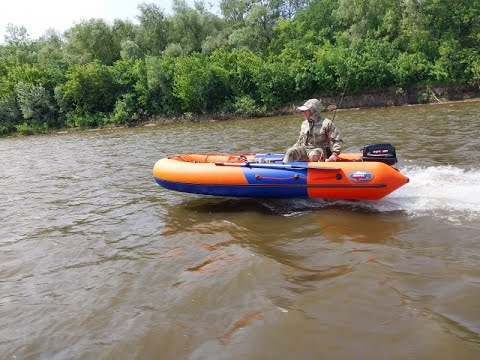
top-left (179, 165), bottom-right (480, 222)
top-left (373, 165), bottom-right (480, 220)
top-left (258, 165), bottom-right (480, 222)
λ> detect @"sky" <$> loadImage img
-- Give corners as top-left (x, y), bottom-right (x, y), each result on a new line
top-left (0, 0), bottom-right (178, 42)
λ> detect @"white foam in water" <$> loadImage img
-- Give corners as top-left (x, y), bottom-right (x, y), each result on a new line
top-left (268, 165), bottom-right (480, 222)
top-left (370, 165), bottom-right (480, 220)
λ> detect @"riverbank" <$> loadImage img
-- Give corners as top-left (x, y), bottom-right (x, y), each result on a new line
top-left (2, 84), bottom-right (479, 137)
top-left (140, 84), bottom-right (480, 127)
top-left (320, 84), bottom-right (480, 111)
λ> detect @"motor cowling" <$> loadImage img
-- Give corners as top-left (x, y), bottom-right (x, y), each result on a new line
top-left (362, 143), bottom-right (397, 165)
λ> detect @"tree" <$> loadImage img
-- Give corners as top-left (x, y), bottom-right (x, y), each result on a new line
top-left (220, 0), bottom-right (252, 23)
top-left (3, 24), bottom-right (30, 46)
top-left (59, 61), bottom-right (119, 118)
top-left (64, 19), bottom-right (121, 65)
top-left (16, 82), bottom-right (59, 127)
top-left (136, 3), bottom-right (170, 56)
top-left (145, 56), bottom-right (178, 115)
top-left (36, 29), bottom-right (66, 64)
top-left (2, 24), bottom-right (35, 63)
top-left (225, 0), bottom-right (294, 53)
top-left (112, 20), bottom-right (140, 59)
top-left (334, 0), bottom-right (401, 40)
top-left (0, 59), bottom-right (62, 132)
top-left (109, 58), bottom-right (150, 123)
top-left (173, 54), bottom-right (230, 113)
top-left (170, 0), bottom-right (224, 54)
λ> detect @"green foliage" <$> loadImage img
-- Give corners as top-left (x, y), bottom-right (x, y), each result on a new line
top-left (290, 0), bottom-right (339, 44)
top-left (226, 0), bottom-right (285, 54)
top-left (170, 0), bottom-right (222, 54)
top-left (145, 56), bottom-right (177, 115)
top-left (15, 122), bottom-right (48, 135)
top-left (430, 39), bottom-right (479, 84)
top-left (120, 40), bottom-right (142, 61)
top-left (0, 58), bottom-right (64, 131)
top-left (310, 42), bottom-right (343, 93)
top-left (336, 39), bottom-right (398, 92)
top-left (392, 52), bottom-right (431, 87)
top-left (16, 82), bottom-right (60, 128)
top-left (417, 91), bottom-right (430, 104)
top-left (256, 60), bottom-right (295, 106)
top-left (136, 3), bottom-right (170, 56)
top-left (110, 58), bottom-right (149, 119)
top-left (173, 54), bottom-right (230, 113)
top-left (3, 24), bottom-right (31, 46)
top-left (35, 30), bottom-right (66, 64)
top-left (335, 0), bottom-right (400, 39)
top-left (201, 34), bottom-right (228, 54)
top-left (0, 61), bottom-right (55, 101)
top-left (108, 98), bottom-right (137, 124)
top-left (64, 19), bottom-right (121, 65)
top-left (0, 97), bottom-right (21, 134)
top-left (2, 25), bottom-right (37, 64)
top-left (1, 0), bottom-right (479, 135)
top-left (220, 0), bottom-right (251, 22)
top-left (0, 124), bottom-right (12, 136)
top-left (233, 95), bottom-right (259, 116)
top-left (163, 43), bottom-right (185, 57)
top-left (468, 58), bottom-right (480, 87)
top-left (210, 48), bottom-right (262, 100)
top-left (59, 61), bottom-right (119, 116)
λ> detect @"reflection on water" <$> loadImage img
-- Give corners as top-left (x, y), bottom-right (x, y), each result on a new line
top-left (167, 196), bottom-right (406, 246)
top-left (1, 102), bottom-right (479, 359)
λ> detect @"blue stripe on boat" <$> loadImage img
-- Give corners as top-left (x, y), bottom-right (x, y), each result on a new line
top-left (155, 169), bottom-right (309, 198)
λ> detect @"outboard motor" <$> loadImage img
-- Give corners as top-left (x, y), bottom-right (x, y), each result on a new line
top-left (362, 143), bottom-right (397, 165)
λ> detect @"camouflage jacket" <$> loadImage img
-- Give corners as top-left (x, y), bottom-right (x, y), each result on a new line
top-left (293, 116), bottom-right (342, 154)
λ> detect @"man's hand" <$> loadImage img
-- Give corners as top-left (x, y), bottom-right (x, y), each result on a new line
top-left (326, 153), bottom-right (339, 162)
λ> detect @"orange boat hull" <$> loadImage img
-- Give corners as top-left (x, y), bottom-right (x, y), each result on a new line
top-left (153, 153), bottom-right (409, 200)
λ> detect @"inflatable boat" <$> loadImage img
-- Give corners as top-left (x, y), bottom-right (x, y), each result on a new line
top-left (153, 143), bottom-right (409, 200)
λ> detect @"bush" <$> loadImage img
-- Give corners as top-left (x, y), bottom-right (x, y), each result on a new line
top-left (173, 54), bottom-right (230, 113)
top-left (392, 52), bottom-right (431, 87)
top-left (417, 91), bottom-right (430, 104)
top-left (0, 98), bottom-right (22, 131)
top-left (16, 82), bottom-right (60, 128)
top-left (15, 122), bottom-right (48, 135)
top-left (60, 61), bottom-right (119, 115)
top-left (0, 125), bottom-right (13, 136)
top-left (145, 56), bottom-right (177, 116)
top-left (108, 98), bottom-right (139, 124)
top-left (233, 96), bottom-right (259, 116)
top-left (66, 111), bottom-right (104, 128)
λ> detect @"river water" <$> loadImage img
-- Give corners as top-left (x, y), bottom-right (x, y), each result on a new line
top-left (1, 102), bottom-right (479, 359)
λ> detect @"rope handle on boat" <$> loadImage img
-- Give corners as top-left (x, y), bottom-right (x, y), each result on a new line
top-left (215, 162), bottom-right (341, 170)
top-left (255, 174), bottom-right (304, 180)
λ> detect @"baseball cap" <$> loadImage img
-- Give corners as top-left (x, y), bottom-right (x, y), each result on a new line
top-left (297, 98), bottom-right (320, 113)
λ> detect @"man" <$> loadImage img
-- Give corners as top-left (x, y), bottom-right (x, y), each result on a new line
top-left (283, 98), bottom-right (342, 162)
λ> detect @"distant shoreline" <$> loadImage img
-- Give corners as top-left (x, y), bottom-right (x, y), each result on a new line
top-left (138, 84), bottom-right (480, 127)
top-left (319, 84), bottom-right (480, 111)
top-left (3, 85), bottom-right (480, 137)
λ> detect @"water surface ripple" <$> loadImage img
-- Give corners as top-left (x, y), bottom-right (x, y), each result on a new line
top-left (1, 102), bottom-right (479, 359)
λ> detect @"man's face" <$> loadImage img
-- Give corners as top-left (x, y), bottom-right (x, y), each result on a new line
top-left (302, 109), bottom-right (311, 120)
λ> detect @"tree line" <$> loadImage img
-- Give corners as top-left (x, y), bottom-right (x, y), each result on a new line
top-left (1, 0), bottom-right (479, 135)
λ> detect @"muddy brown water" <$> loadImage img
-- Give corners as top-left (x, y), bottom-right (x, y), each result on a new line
top-left (1, 102), bottom-right (479, 359)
